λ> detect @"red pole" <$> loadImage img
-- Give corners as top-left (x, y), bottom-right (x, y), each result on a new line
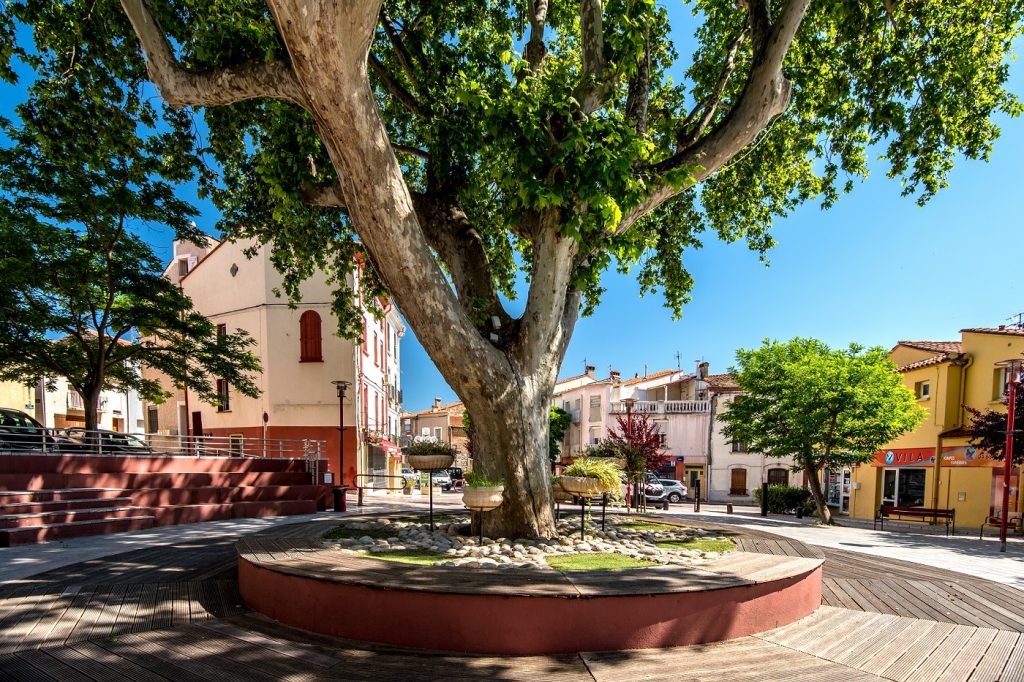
top-left (1000, 374), bottom-right (1017, 552)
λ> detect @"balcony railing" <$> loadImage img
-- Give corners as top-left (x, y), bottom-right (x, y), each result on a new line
top-left (609, 400), bottom-right (709, 415)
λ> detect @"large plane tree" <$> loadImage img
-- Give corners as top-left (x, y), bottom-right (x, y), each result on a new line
top-left (3, 0), bottom-right (1019, 537)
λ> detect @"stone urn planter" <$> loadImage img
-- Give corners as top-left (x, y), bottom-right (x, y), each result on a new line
top-left (462, 485), bottom-right (505, 512)
top-left (559, 476), bottom-right (606, 497)
top-left (406, 453), bottom-right (455, 472)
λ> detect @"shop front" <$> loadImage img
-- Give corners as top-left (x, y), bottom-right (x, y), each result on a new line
top-left (846, 445), bottom-right (1016, 528)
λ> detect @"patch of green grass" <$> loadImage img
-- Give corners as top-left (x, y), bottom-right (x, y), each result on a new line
top-left (655, 538), bottom-right (735, 553)
top-left (614, 521), bottom-right (678, 531)
top-left (546, 553), bottom-right (657, 571)
top-left (322, 526), bottom-right (393, 540)
top-left (356, 549), bottom-right (444, 565)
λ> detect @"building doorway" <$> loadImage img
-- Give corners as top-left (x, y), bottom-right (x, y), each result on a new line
top-left (730, 468), bottom-right (748, 496)
top-left (882, 468), bottom-right (926, 507)
top-left (826, 467), bottom-right (852, 514)
top-left (685, 467), bottom-right (704, 499)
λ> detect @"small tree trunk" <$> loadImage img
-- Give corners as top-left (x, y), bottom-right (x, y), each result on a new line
top-left (805, 463), bottom-right (833, 524)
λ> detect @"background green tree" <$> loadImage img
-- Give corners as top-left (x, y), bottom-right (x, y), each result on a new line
top-left (548, 406), bottom-right (572, 463)
top-left (720, 338), bottom-right (925, 523)
top-left (2, 0), bottom-right (1019, 536)
top-left (0, 221), bottom-right (262, 432)
top-left (0, 10), bottom-right (261, 432)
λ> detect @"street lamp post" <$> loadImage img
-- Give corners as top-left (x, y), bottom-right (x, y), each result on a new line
top-left (995, 359), bottom-right (1021, 553)
top-left (331, 380), bottom-right (351, 489)
top-left (621, 397), bottom-right (639, 512)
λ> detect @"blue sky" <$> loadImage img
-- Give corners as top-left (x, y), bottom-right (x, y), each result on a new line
top-left (4, 11), bottom-right (1021, 413)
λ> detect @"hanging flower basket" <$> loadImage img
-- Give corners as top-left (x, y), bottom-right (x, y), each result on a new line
top-left (462, 485), bottom-right (504, 512)
top-left (559, 476), bottom-right (606, 496)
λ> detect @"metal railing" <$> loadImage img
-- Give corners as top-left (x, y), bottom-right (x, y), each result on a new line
top-left (0, 424), bottom-right (325, 461)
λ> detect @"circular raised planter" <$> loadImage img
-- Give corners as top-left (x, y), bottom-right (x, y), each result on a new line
top-left (238, 521), bottom-right (824, 656)
top-left (406, 453), bottom-right (455, 472)
top-left (552, 482), bottom-right (574, 503)
top-left (462, 485), bottom-right (504, 511)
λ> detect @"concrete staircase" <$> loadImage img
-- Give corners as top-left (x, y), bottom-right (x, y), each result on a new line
top-left (0, 454), bottom-right (331, 546)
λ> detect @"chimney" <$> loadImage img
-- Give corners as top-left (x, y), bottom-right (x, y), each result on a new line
top-left (610, 369), bottom-right (621, 383)
top-left (585, 364), bottom-right (596, 378)
top-left (433, 396), bottom-right (442, 410)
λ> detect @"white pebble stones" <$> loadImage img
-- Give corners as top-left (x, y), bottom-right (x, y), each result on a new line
top-left (324, 516), bottom-right (733, 570)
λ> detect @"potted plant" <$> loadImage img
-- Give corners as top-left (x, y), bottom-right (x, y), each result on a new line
top-left (405, 440), bottom-right (456, 473)
top-left (461, 471), bottom-right (505, 511)
top-left (560, 457), bottom-right (623, 496)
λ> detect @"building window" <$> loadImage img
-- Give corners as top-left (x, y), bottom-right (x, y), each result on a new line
top-left (177, 258), bottom-right (190, 277)
top-left (914, 381), bottom-right (930, 400)
top-left (362, 320), bottom-right (368, 355)
top-left (373, 332), bottom-right (379, 367)
top-left (433, 427), bottom-right (443, 441)
top-left (216, 379), bottom-right (230, 412)
top-left (767, 468), bottom-right (788, 486)
top-left (994, 367), bottom-right (1009, 400)
top-left (299, 310), bottom-right (323, 362)
top-left (216, 324), bottom-right (227, 347)
top-left (589, 396), bottom-right (601, 422)
top-left (229, 434), bottom-right (244, 456)
top-left (146, 406), bottom-right (159, 433)
top-left (731, 440), bottom-right (747, 453)
top-left (659, 433), bottom-right (668, 446)
top-left (730, 468), bottom-right (748, 496)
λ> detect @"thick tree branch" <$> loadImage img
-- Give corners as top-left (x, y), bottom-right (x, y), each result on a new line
top-left (577, 0), bottom-right (607, 113)
top-left (119, 0), bottom-right (308, 109)
top-left (678, 27), bottom-right (748, 147)
top-left (525, 0), bottom-right (550, 71)
top-left (368, 54), bottom-right (425, 118)
top-left (616, 0), bottom-right (810, 235)
top-left (391, 143), bottom-right (429, 160)
top-left (624, 30), bottom-right (651, 134)
top-left (512, 209), bottom-right (577, 375)
top-left (748, 0), bottom-right (772, 54)
top-left (412, 194), bottom-right (513, 332)
top-left (380, 9), bottom-right (420, 89)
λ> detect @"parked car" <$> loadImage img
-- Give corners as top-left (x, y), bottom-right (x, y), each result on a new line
top-left (60, 428), bottom-right (154, 454)
top-left (658, 479), bottom-right (688, 504)
top-left (0, 408), bottom-right (61, 451)
top-left (447, 467), bottom-right (465, 489)
top-left (431, 470), bottom-right (453, 491)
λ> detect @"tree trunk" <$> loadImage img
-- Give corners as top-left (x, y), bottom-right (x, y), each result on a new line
top-left (466, 381), bottom-right (556, 538)
top-left (805, 462), bottom-right (833, 524)
top-left (83, 384), bottom-right (103, 439)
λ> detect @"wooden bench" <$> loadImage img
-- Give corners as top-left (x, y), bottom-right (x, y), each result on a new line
top-left (874, 505), bottom-right (955, 536)
top-left (979, 511), bottom-right (1023, 539)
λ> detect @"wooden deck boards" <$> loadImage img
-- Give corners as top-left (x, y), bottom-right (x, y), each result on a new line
top-left (1, 515), bottom-right (1022, 681)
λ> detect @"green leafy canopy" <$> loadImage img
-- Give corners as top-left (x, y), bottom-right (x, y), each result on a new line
top-left (2, 0), bottom-right (1018, 327)
top-left (720, 338), bottom-right (926, 469)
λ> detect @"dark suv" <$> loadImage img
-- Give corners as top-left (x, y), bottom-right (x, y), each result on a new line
top-left (0, 408), bottom-right (55, 451)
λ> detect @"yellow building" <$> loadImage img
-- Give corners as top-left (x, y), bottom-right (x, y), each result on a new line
top-left (0, 380), bottom-right (36, 416)
top-left (833, 328), bottom-right (1023, 531)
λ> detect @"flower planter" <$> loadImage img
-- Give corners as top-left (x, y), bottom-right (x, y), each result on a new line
top-left (551, 483), bottom-right (574, 503)
top-left (462, 486), bottom-right (504, 512)
top-left (559, 476), bottom-right (606, 496)
top-left (406, 453), bottom-right (455, 472)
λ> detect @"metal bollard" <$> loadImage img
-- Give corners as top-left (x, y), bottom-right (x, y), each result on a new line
top-left (726, 503), bottom-right (733, 514)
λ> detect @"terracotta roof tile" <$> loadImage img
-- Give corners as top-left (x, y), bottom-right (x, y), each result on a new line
top-left (897, 340), bottom-right (962, 353)
top-left (705, 373), bottom-right (739, 389)
top-left (623, 369), bottom-right (679, 386)
top-left (961, 327), bottom-right (1024, 337)
top-left (896, 354), bottom-right (950, 373)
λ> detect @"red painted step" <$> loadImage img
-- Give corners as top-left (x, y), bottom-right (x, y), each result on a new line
top-left (0, 471), bottom-right (313, 491)
top-left (0, 515), bottom-right (157, 547)
top-left (0, 454), bottom-right (322, 475)
top-left (129, 485), bottom-right (331, 507)
top-left (0, 506), bottom-right (147, 528)
top-left (0, 488), bottom-right (129, 504)
top-left (149, 499), bottom-right (317, 526)
top-left (0, 495), bottom-right (134, 515)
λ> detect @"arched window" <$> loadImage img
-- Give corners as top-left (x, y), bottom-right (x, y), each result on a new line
top-left (767, 468), bottom-right (789, 486)
top-left (299, 311), bottom-right (323, 362)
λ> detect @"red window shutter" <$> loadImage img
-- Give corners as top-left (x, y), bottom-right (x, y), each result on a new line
top-left (299, 311), bottom-right (323, 362)
top-left (362, 320), bottom-right (368, 355)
